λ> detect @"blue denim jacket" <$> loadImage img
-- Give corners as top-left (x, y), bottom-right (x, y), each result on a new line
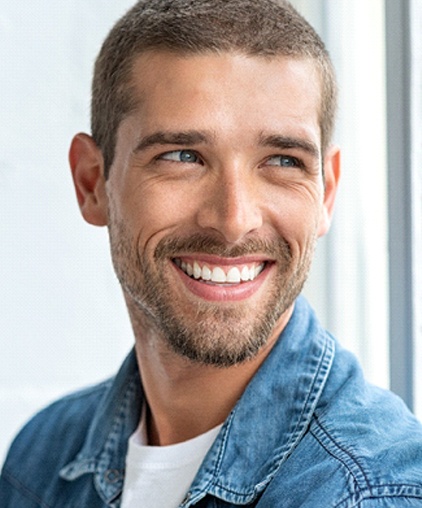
top-left (1, 297), bottom-right (422, 507)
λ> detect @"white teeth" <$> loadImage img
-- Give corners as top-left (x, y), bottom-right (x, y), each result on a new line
top-left (211, 266), bottom-right (226, 283)
top-left (240, 266), bottom-right (250, 282)
top-left (226, 266), bottom-right (241, 283)
top-left (176, 259), bottom-right (265, 284)
top-left (193, 262), bottom-right (201, 279)
top-left (202, 265), bottom-right (212, 281)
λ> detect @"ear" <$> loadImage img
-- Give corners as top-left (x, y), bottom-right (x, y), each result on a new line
top-left (69, 133), bottom-right (108, 226)
top-left (317, 145), bottom-right (341, 237)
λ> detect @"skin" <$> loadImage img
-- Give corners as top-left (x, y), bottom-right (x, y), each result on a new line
top-left (69, 51), bottom-right (340, 446)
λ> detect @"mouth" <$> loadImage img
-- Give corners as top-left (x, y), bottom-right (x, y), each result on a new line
top-left (170, 254), bottom-right (273, 302)
top-left (173, 257), bottom-right (266, 285)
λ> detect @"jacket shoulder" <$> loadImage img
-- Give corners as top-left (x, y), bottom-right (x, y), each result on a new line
top-left (260, 361), bottom-right (422, 506)
top-left (0, 379), bottom-right (111, 506)
top-left (310, 348), bottom-right (422, 505)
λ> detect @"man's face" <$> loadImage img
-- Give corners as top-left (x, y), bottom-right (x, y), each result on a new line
top-left (103, 52), bottom-right (338, 366)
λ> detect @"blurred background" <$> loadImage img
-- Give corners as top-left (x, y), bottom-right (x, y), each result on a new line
top-left (1, 0), bottom-right (421, 463)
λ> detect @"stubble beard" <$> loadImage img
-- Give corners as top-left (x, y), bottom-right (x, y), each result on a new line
top-left (108, 218), bottom-right (316, 367)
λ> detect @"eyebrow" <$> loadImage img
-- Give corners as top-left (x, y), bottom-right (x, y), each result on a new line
top-left (259, 134), bottom-right (320, 159)
top-left (134, 130), bottom-right (211, 152)
top-left (133, 129), bottom-right (320, 159)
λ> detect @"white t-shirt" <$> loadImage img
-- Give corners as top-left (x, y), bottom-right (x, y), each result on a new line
top-left (121, 412), bottom-right (222, 508)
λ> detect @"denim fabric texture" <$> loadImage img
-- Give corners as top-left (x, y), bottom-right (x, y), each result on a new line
top-left (1, 297), bottom-right (422, 507)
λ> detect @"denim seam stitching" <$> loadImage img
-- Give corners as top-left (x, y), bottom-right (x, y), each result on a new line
top-left (94, 372), bottom-right (140, 503)
top-left (310, 418), bottom-right (370, 505)
top-left (181, 409), bottom-right (237, 507)
top-left (1, 469), bottom-right (52, 508)
top-left (249, 333), bottom-right (336, 497)
top-left (205, 335), bottom-right (335, 502)
top-left (336, 485), bottom-right (422, 507)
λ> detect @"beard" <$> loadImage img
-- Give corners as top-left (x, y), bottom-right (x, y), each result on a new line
top-left (108, 217), bottom-right (316, 367)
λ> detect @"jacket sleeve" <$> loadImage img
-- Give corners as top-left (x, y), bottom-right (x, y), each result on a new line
top-left (0, 468), bottom-right (42, 508)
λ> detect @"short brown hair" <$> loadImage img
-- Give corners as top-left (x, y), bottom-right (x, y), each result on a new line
top-left (92, 0), bottom-right (337, 178)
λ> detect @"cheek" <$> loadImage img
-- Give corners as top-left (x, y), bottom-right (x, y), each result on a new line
top-left (266, 189), bottom-right (322, 239)
top-left (121, 184), bottom-right (199, 253)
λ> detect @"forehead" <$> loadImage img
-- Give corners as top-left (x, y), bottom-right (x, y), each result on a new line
top-left (124, 51), bottom-right (322, 144)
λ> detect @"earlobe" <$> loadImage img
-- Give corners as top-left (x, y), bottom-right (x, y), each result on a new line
top-left (317, 145), bottom-right (341, 237)
top-left (69, 133), bottom-right (108, 226)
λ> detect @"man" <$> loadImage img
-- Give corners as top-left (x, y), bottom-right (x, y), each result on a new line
top-left (1, 0), bottom-right (422, 506)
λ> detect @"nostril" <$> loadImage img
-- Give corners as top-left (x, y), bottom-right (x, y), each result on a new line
top-left (195, 175), bottom-right (263, 243)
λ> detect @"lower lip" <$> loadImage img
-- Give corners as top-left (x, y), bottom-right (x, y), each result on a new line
top-left (172, 262), bottom-right (272, 302)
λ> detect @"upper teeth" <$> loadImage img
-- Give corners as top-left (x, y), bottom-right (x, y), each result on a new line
top-left (175, 259), bottom-right (264, 283)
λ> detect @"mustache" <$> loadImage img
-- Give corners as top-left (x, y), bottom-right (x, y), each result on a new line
top-left (154, 233), bottom-right (292, 261)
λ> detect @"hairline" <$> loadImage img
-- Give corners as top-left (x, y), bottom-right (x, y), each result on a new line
top-left (105, 48), bottom-right (327, 177)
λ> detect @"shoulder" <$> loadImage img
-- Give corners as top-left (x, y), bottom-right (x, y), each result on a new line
top-left (262, 363), bottom-right (422, 506)
top-left (309, 345), bottom-right (422, 505)
top-left (6, 379), bottom-right (111, 462)
top-left (0, 379), bottom-right (111, 505)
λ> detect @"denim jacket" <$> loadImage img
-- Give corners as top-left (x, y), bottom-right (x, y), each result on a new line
top-left (1, 297), bottom-right (422, 507)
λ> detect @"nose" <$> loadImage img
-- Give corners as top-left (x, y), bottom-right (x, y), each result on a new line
top-left (195, 166), bottom-right (263, 244)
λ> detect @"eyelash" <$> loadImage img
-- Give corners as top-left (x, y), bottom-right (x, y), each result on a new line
top-left (264, 155), bottom-right (305, 170)
top-left (157, 150), bottom-right (202, 164)
top-left (156, 150), bottom-right (305, 170)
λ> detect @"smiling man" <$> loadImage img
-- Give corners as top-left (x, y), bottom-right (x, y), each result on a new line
top-left (1, 1), bottom-right (422, 507)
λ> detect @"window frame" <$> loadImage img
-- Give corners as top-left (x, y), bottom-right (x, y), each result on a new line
top-left (386, 0), bottom-right (422, 415)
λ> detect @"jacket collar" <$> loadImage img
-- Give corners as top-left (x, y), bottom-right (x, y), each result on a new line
top-left (188, 297), bottom-right (335, 505)
top-left (60, 352), bottom-right (143, 505)
top-left (60, 297), bottom-right (335, 506)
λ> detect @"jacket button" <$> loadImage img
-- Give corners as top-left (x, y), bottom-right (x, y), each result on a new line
top-left (105, 469), bottom-right (121, 483)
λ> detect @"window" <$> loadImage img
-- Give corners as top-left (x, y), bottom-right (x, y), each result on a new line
top-left (295, 0), bottom-right (390, 391)
top-left (385, 0), bottom-right (422, 417)
top-left (296, 0), bottom-right (422, 417)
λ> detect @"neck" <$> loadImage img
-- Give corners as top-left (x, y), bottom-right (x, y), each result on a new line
top-left (127, 300), bottom-right (293, 446)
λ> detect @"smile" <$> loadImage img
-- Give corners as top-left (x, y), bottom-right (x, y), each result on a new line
top-left (173, 258), bottom-right (265, 284)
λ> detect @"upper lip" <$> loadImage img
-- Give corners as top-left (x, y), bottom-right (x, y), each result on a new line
top-left (171, 254), bottom-right (273, 266)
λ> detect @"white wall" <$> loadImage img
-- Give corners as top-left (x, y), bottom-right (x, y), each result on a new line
top-left (0, 1), bottom-right (135, 463)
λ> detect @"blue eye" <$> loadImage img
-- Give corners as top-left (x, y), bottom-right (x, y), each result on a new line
top-left (266, 155), bottom-right (301, 168)
top-left (159, 150), bottom-right (200, 163)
